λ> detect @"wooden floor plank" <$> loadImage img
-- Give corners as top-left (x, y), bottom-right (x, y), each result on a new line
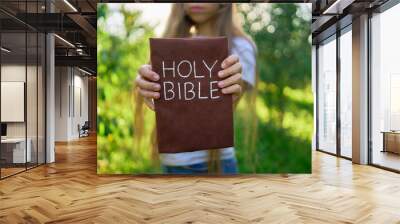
top-left (0, 135), bottom-right (399, 223)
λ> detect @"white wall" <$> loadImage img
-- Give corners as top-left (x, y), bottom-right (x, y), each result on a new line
top-left (55, 66), bottom-right (69, 141)
top-left (1, 65), bottom-right (36, 138)
top-left (71, 72), bottom-right (89, 138)
top-left (54, 67), bottom-right (89, 141)
top-left (1, 82), bottom-right (25, 122)
top-left (1, 65), bottom-right (26, 140)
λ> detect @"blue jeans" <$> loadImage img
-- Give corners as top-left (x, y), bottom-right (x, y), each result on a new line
top-left (162, 158), bottom-right (238, 175)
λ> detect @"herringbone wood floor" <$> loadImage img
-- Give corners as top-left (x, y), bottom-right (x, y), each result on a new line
top-left (1, 136), bottom-right (400, 224)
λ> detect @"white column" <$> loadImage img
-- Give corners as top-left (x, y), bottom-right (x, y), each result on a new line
top-left (312, 45), bottom-right (317, 151)
top-left (352, 14), bottom-right (369, 164)
top-left (46, 32), bottom-right (55, 163)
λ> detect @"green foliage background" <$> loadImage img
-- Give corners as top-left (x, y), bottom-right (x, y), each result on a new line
top-left (97, 3), bottom-right (312, 174)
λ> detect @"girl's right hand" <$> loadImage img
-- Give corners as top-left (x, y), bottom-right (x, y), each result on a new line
top-left (135, 64), bottom-right (161, 110)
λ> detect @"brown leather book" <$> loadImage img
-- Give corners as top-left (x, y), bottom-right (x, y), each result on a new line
top-left (150, 37), bottom-right (233, 153)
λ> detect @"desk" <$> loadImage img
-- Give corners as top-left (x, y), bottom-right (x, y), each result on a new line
top-left (1, 138), bottom-right (31, 164)
top-left (382, 131), bottom-right (400, 154)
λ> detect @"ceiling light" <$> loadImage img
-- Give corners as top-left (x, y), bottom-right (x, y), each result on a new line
top-left (54, 34), bottom-right (75, 48)
top-left (78, 67), bottom-right (93, 76)
top-left (1, 47), bottom-right (11, 53)
top-left (323, 0), bottom-right (354, 15)
top-left (63, 0), bottom-right (78, 12)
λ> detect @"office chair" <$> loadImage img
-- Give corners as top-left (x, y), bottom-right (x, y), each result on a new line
top-left (79, 121), bottom-right (90, 138)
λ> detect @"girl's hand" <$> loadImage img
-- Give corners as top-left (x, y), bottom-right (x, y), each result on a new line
top-left (217, 54), bottom-right (243, 102)
top-left (135, 64), bottom-right (161, 110)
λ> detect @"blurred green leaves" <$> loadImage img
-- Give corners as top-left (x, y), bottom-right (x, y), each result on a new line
top-left (236, 3), bottom-right (312, 173)
top-left (97, 4), bottom-right (158, 173)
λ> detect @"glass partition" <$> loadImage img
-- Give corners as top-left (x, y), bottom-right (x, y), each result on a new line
top-left (38, 32), bottom-right (45, 165)
top-left (1, 30), bottom-right (28, 177)
top-left (317, 35), bottom-right (337, 154)
top-left (371, 3), bottom-right (400, 171)
top-left (0, 1), bottom-right (46, 179)
top-left (339, 27), bottom-right (352, 158)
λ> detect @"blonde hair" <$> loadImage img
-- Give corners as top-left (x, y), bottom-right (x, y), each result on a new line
top-left (134, 3), bottom-right (258, 173)
top-left (163, 3), bottom-right (254, 50)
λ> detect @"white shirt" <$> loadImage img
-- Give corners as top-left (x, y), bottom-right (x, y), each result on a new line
top-left (160, 36), bottom-right (256, 166)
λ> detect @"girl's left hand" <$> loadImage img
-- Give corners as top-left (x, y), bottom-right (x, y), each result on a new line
top-left (217, 54), bottom-right (243, 102)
